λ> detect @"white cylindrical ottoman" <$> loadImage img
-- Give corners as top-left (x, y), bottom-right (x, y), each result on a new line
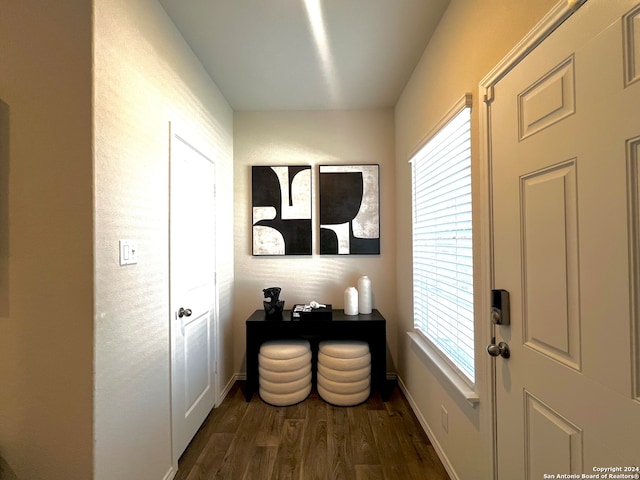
top-left (317, 340), bottom-right (371, 406)
top-left (258, 339), bottom-right (312, 406)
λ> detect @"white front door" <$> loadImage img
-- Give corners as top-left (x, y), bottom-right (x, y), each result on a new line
top-left (169, 125), bottom-right (218, 463)
top-left (488, 1), bottom-right (640, 477)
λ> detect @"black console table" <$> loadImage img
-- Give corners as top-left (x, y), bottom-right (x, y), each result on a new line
top-left (245, 308), bottom-right (389, 402)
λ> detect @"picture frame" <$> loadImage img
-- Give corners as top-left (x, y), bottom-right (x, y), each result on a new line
top-left (318, 164), bottom-right (380, 255)
top-left (252, 165), bottom-right (312, 255)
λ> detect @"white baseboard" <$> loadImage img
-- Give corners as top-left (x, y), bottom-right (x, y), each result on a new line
top-left (217, 374), bottom-right (242, 406)
top-left (163, 466), bottom-right (176, 480)
top-left (396, 376), bottom-right (460, 480)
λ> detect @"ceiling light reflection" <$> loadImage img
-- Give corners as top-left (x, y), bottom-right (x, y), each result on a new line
top-left (303, 0), bottom-right (340, 107)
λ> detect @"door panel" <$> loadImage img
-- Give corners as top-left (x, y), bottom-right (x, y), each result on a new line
top-left (630, 134), bottom-right (640, 400)
top-left (489, 1), bottom-right (640, 477)
top-left (524, 390), bottom-right (583, 479)
top-left (518, 56), bottom-right (575, 140)
top-left (184, 311), bottom-right (210, 414)
top-left (521, 161), bottom-right (580, 369)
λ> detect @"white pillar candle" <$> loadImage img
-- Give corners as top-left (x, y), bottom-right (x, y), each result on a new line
top-left (357, 275), bottom-right (372, 314)
top-left (344, 286), bottom-right (359, 315)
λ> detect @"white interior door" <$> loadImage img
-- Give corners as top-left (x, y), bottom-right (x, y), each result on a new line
top-left (489, 1), bottom-right (640, 477)
top-left (170, 125), bottom-right (218, 463)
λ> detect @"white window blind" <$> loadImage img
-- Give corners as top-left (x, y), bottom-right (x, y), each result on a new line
top-left (411, 95), bottom-right (474, 384)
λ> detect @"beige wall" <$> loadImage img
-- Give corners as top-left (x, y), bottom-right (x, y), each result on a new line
top-left (395, 0), bottom-right (557, 478)
top-left (93, 0), bottom-right (234, 478)
top-left (233, 110), bottom-right (397, 373)
top-left (0, 1), bottom-right (94, 479)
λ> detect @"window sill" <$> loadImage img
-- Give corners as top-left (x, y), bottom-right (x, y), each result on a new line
top-left (407, 332), bottom-right (480, 408)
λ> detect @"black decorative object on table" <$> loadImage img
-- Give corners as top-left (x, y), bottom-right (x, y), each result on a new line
top-left (291, 303), bottom-right (333, 321)
top-left (263, 287), bottom-right (285, 320)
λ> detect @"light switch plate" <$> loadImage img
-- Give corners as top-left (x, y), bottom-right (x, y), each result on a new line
top-left (119, 239), bottom-right (138, 266)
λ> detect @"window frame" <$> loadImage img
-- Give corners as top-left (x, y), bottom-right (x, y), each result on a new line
top-left (410, 93), bottom-right (476, 390)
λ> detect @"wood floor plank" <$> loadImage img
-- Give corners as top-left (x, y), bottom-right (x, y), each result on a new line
top-left (175, 383), bottom-right (247, 480)
top-left (183, 433), bottom-right (235, 480)
top-left (368, 409), bottom-right (414, 480)
top-left (209, 382), bottom-right (250, 433)
top-left (270, 418), bottom-right (305, 480)
top-left (384, 387), bottom-right (428, 441)
top-left (327, 404), bottom-right (355, 480)
top-left (254, 398), bottom-right (284, 447)
top-left (300, 393), bottom-right (329, 480)
top-left (215, 398), bottom-right (265, 479)
top-left (384, 387), bottom-right (451, 478)
top-left (355, 464), bottom-right (385, 480)
top-left (386, 404), bottom-right (439, 479)
top-left (282, 396), bottom-right (308, 420)
top-left (241, 446), bottom-right (278, 480)
top-left (411, 440), bottom-right (453, 479)
top-left (347, 402), bottom-right (380, 465)
top-left (364, 391), bottom-right (386, 411)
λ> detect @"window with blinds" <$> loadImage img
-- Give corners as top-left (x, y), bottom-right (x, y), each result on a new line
top-left (410, 95), bottom-right (474, 385)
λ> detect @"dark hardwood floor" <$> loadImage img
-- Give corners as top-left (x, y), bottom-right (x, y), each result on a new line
top-left (174, 381), bottom-right (451, 480)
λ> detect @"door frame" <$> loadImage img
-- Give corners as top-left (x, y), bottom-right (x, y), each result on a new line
top-left (477, 1), bottom-right (586, 477)
top-left (168, 120), bottom-right (220, 467)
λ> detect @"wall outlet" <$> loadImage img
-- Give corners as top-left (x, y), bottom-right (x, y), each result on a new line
top-left (441, 405), bottom-right (449, 433)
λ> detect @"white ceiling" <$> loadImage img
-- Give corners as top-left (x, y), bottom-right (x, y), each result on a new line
top-left (158, 0), bottom-right (450, 111)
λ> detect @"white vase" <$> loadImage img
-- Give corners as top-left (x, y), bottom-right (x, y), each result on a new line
top-left (357, 275), bottom-right (372, 314)
top-left (344, 287), bottom-right (359, 315)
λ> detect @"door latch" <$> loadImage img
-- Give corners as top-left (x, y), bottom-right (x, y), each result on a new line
top-left (487, 337), bottom-right (510, 359)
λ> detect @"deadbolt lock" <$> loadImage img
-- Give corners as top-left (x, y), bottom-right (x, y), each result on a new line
top-left (491, 289), bottom-right (510, 325)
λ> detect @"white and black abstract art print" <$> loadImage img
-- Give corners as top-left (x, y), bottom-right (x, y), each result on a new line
top-left (319, 164), bottom-right (380, 255)
top-left (252, 165), bottom-right (312, 255)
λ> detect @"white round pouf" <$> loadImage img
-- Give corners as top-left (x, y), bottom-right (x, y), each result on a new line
top-left (260, 383), bottom-right (311, 407)
top-left (317, 340), bottom-right (371, 406)
top-left (317, 383), bottom-right (370, 407)
top-left (319, 340), bottom-right (370, 359)
top-left (258, 339), bottom-right (312, 406)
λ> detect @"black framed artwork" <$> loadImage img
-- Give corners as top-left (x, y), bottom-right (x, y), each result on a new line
top-left (319, 164), bottom-right (380, 255)
top-left (252, 165), bottom-right (312, 255)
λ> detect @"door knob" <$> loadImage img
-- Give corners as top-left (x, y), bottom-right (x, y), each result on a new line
top-left (178, 307), bottom-right (192, 318)
top-left (487, 338), bottom-right (510, 359)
